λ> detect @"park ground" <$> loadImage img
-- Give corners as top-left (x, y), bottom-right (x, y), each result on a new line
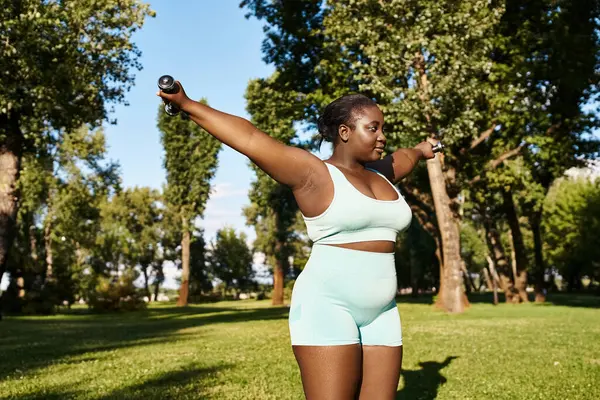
top-left (0, 294), bottom-right (599, 400)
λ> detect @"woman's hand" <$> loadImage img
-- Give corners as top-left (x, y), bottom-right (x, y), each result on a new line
top-left (414, 140), bottom-right (436, 160)
top-left (156, 80), bottom-right (191, 109)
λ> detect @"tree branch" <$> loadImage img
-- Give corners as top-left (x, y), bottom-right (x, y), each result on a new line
top-left (469, 144), bottom-right (525, 184)
top-left (469, 124), bottom-right (497, 151)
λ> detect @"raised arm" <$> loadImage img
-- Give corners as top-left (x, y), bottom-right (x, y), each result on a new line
top-left (366, 141), bottom-right (436, 184)
top-left (157, 81), bottom-right (321, 190)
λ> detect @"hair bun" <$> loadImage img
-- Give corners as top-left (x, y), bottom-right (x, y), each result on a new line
top-left (317, 114), bottom-right (332, 142)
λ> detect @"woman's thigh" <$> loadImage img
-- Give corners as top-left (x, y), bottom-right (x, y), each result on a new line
top-left (293, 344), bottom-right (362, 400)
top-left (358, 345), bottom-right (403, 400)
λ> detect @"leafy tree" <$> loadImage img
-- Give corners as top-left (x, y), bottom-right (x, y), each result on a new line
top-left (242, 0), bottom-right (600, 310)
top-left (157, 101), bottom-right (221, 306)
top-left (4, 127), bottom-right (118, 314)
top-left (543, 175), bottom-right (600, 291)
top-left (462, 0), bottom-right (600, 302)
top-left (207, 227), bottom-right (254, 298)
top-left (100, 187), bottom-right (162, 299)
top-left (242, 0), bottom-right (504, 312)
top-left (242, 76), bottom-right (304, 305)
top-left (0, 0), bottom-right (154, 315)
top-left (395, 220), bottom-right (438, 296)
top-left (189, 229), bottom-right (211, 298)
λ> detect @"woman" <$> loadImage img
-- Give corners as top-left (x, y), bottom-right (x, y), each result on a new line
top-left (157, 84), bottom-right (436, 399)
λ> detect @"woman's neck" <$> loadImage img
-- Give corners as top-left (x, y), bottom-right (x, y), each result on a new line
top-left (327, 148), bottom-right (365, 172)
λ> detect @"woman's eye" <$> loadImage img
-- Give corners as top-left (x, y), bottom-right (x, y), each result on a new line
top-left (369, 126), bottom-right (377, 132)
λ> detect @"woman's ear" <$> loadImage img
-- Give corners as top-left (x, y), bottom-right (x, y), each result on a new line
top-left (338, 124), bottom-right (350, 142)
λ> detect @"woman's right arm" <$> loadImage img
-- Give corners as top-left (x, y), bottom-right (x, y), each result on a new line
top-left (158, 82), bottom-right (321, 191)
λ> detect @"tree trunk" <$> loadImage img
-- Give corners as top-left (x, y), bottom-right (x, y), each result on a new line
top-left (142, 265), bottom-right (151, 301)
top-left (529, 211), bottom-right (546, 302)
top-left (427, 156), bottom-right (468, 313)
top-left (29, 222), bottom-right (39, 266)
top-left (43, 220), bottom-right (54, 283)
top-left (461, 261), bottom-right (476, 294)
top-left (177, 226), bottom-right (190, 307)
top-left (0, 117), bottom-right (23, 320)
top-left (412, 52), bottom-right (466, 312)
top-left (271, 240), bottom-right (285, 306)
top-left (482, 265), bottom-right (493, 290)
top-left (483, 216), bottom-right (518, 303)
top-left (153, 272), bottom-right (161, 302)
top-left (485, 256), bottom-right (499, 305)
top-left (502, 190), bottom-right (529, 303)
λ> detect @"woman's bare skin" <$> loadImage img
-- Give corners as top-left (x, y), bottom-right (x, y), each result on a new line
top-left (157, 82), bottom-right (436, 399)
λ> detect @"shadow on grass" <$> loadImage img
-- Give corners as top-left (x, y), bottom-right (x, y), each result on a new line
top-left (8, 364), bottom-right (232, 400)
top-left (98, 364), bottom-right (231, 400)
top-left (396, 292), bottom-right (508, 305)
top-left (397, 292), bottom-right (600, 308)
top-left (396, 356), bottom-right (457, 400)
top-left (0, 304), bottom-right (288, 382)
top-left (544, 293), bottom-right (600, 308)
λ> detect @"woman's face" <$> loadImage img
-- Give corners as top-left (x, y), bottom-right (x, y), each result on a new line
top-left (339, 105), bottom-right (386, 163)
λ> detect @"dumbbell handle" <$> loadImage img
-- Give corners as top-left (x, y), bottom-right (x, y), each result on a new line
top-left (158, 75), bottom-right (181, 116)
top-left (432, 142), bottom-right (444, 153)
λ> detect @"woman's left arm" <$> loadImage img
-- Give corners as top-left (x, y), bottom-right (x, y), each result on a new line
top-left (366, 141), bottom-right (436, 184)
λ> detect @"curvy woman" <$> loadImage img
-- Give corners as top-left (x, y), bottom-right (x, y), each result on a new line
top-left (157, 84), bottom-right (436, 399)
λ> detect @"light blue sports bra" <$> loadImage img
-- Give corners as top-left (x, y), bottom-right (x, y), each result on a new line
top-left (302, 162), bottom-right (413, 245)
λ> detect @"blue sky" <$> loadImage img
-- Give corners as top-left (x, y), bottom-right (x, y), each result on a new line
top-left (105, 0), bottom-right (274, 245)
top-left (101, 1), bottom-right (283, 288)
top-left (0, 1), bottom-right (275, 291)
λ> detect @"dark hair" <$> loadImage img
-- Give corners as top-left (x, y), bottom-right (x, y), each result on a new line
top-left (317, 94), bottom-right (378, 144)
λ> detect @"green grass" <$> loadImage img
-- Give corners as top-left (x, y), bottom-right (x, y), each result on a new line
top-left (1, 294), bottom-right (599, 400)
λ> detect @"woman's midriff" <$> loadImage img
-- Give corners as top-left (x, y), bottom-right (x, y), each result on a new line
top-left (325, 240), bottom-right (395, 254)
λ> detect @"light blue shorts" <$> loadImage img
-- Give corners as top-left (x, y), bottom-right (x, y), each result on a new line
top-left (289, 244), bottom-right (402, 346)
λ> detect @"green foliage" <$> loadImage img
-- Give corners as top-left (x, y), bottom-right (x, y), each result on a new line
top-left (207, 227), bottom-right (255, 295)
top-left (189, 230), bottom-right (211, 297)
top-left (395, 220), bottom-right (438, 292)
top-left (86, 269), bottom-right (146, 312)
top-left (0, 0), bottom-right (155, 136)
top-left (243, 75), bottom-right (306, 283)
top-left (460, 221), bottom-right (488, 274)
top-left (5, 127), bottom-right (119, 314)
top-left (157, 101), bottom-right (221, 228)
top-left (543, 175), bottom-right (600, 289)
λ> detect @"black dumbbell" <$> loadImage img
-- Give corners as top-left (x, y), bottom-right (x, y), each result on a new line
top-left (157, 75), bottom-right (181, 116)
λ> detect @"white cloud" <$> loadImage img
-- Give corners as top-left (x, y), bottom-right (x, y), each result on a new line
top-left (209, 182), bottom-right (248, 199)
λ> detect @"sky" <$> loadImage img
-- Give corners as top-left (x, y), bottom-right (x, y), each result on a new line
top-left (106, 0), bottom-right (272, 239)
top-left (1, 1), bottom-right (597, 292)
top-left (1, 1), bottom-right (279, 291)
top-left (103, 1), bottom-right (281, 289)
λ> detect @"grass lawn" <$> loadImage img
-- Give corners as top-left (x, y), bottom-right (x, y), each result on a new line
top-left (0, 294), bottom-right (599, 400)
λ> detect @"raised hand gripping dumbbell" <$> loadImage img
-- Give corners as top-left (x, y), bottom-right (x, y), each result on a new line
top-left (157, 75), bottom-right (182, 116)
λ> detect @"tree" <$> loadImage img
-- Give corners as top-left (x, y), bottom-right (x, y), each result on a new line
top-left (0, 0), bottom-right (154, 314)
top-left (243, 76), bottom-right (305, 305)
top-left (242, 0), bottom-right (506, 312)
top-left (99, 187), bottom-right (162, 300)
top-left (4, 127), bottom-right (118, 314)
top-left (207, 227), bottom-right (254, 298)
top-left (189, 229), bottom-right (211, 298)
top-left (543, 174), bottom-right (600, 291)
top-left (471, 0), bottom-right (600, 301)
top-left (157, 101), bottom-right (221, 306)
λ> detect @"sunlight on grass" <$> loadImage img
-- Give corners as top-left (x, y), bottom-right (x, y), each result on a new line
top-left (1, 296), bottom-right (599, 399)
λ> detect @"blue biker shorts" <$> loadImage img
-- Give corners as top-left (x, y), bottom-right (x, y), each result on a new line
top-left (288, 244), bottom-right (402, 347)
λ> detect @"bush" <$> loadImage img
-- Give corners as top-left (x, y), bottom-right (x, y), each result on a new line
top-left (87, 271), bottom-right (146, 312)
